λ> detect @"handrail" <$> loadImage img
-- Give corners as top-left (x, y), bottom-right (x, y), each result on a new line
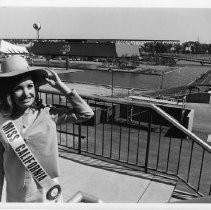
top-left (151, 104), bottom-right (211, 153)
top-left (67, 191), bottom-right (103, 203)
top-left (39, 87), bottom-right (211, 198)
top-left (39, 86), bottom-right (211, 153)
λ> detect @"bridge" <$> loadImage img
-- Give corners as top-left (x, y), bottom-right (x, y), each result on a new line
top-left (157, 54), bottom-right (211, 66)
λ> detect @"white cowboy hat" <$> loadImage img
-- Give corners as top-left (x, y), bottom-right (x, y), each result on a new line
top-left (0, 55), bottom-right (49, 85)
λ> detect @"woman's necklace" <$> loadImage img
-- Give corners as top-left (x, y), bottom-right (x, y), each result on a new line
top-left (22, 109), bottom-right (30, 129)
top-left (22, 108), bottom-right (38, 130)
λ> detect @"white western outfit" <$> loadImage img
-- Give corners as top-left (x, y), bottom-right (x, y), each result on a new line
top-left (0, 90), bottom-right (94, 202)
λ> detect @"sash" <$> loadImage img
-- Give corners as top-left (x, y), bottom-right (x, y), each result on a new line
top-left (0, 120), bottom-right (61, 201)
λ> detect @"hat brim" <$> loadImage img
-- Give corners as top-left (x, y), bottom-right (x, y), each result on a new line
top-left (0, 67), bottom-right (49, 86)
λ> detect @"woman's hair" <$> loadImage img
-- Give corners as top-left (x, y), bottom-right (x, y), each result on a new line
top-left (0, 74), bottom-right (43, 117)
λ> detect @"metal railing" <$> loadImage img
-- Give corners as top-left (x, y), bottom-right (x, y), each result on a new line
top-left (39, 88), bottom-right (211, 200)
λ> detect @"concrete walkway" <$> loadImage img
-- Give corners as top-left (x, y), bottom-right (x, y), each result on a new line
top-left (58, 151), bottom-right (176, 203)
top-left (0, 153), bottom-right (176, 203)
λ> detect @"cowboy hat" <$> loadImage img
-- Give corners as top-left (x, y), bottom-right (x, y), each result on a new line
top-left (0, 55), bottom-right (49, 80)
top-left (0, 55), bottom-right (49, 95)
top-left (0, 55), bottom-right (50, 87)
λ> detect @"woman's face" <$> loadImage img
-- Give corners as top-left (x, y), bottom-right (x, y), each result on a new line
top-left (12, 76), bottom-right (36, 110)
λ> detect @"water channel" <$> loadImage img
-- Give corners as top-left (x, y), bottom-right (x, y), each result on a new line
top-left (59, 61), bottom-right (211, 90)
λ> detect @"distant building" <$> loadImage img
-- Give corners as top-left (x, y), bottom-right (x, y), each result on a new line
top-left (185, 46), bottom-right (192, 53)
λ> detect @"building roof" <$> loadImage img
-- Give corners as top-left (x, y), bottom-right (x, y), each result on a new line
top-left (0, 40), bottom-right (28, 54)
top-left (30, 41), bottom-right (140, 57)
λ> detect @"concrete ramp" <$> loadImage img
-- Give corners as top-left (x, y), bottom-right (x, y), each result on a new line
top-left (59, 155), bottom-right (176, 203)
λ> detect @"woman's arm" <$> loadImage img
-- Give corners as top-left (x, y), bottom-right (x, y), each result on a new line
top-left (45, 69), bottom-right (94, 124)
top-left (0, 142), bottom-right (4, 201)
top-left (49, 89), bottom-right (94, 124)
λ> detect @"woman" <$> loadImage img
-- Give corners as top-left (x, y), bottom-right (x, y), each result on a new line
top-left (0, 55), bottom-right (94, 202)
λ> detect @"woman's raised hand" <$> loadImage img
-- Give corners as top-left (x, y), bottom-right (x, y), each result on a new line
top-left (45, 69), bottom-right (71, 94)
top-left (45, 69), bottom-right (62, 88)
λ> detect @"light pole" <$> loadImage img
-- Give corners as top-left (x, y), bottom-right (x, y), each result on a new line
top-left (111, 67), bottom-right (114, 97)
top-left (33, 23), bottom-right (41, 40)
top-left (108, 66), bottom-right (114, 97)
top-left (160, 71), bottom-right (164, 89)
top-left (108, 57), bottom-right (116, 98)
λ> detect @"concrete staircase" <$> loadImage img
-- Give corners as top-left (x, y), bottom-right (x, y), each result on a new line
top-left (137, 178), bottom-right (176, 203)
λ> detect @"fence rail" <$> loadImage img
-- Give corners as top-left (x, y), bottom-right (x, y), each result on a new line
top-left (39, 88), bottom-right (211, 200)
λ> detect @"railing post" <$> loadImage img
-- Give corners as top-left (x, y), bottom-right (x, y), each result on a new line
top-left (145, 109), bottom-right (152, 173)
top-left (78, 124), bottom-right (82, 154)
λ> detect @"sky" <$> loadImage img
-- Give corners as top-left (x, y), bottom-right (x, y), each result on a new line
top-left (1, 0), bottom-right (211, 43)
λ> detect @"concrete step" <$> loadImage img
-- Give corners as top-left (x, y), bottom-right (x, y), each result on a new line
top-left (138, 179), bottom-right (176, 203)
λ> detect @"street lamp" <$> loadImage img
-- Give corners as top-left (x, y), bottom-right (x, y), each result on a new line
top-left (33, 23), bottom-right (41, 40)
